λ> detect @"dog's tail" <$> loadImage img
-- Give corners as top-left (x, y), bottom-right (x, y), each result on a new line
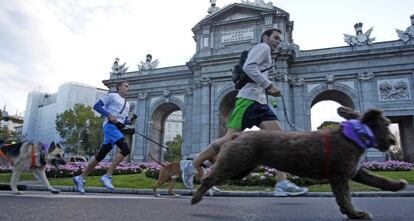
top-left (149, 153), bottom-right (166, 167)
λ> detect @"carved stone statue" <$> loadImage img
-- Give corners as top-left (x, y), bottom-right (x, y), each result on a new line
top-left (138, 54), bottom-right (159, 71)
top-left (396, 14), bottom-right (414, 43)
top-left (344, 23), bottom-right (375, 46)
top-left (241, 0), bottom-right (273, 9)
top-left (208, 0), bottom-right (220, 14)
top-left (110, 57), bottom-right (129, 76)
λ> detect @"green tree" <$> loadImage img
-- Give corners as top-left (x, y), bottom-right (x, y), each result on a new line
top-left (0, 127), bottom-right (10, 141)
top-left (317, 121), bottom-right (340, 130)
top-left (55, 103), bottom-right (103, 156)
top-left (164, 134), bottom-right (182, 162)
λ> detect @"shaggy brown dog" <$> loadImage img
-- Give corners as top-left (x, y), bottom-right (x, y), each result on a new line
top-left (191, 107), bottom-right (407, 220)
top-left (149, 154), bottom-right (203, 197)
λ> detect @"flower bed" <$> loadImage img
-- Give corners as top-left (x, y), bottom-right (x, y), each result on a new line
top-left (363, 160), bottom-right (413, 171)
top-left (45, 162), bottom-right (149, 178)
top-left (1, 160), bottom-right (411, 185)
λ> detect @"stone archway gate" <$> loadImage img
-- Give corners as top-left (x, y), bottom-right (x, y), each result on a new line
top-left (103, 2), bottom-right (414, 162)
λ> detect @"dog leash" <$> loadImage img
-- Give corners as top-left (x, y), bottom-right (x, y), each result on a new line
top-left (134, 130), bottom-right (182, 157)
top-left (267, 94), bottom-right (304, 131)
top-left (0, 148), bottom-right (14, 165)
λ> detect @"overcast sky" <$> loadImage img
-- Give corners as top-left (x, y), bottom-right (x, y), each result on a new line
top-left (1, 0), bottom-right (413, 129)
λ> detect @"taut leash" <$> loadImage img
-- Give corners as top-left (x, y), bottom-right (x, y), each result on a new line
top-left (134, 130), bottom-right (182, 157)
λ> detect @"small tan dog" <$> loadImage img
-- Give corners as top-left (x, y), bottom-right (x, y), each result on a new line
top-left (149, 153), bottom-right (204, 197)
top-left (0, 141), bottom-right (66, 194)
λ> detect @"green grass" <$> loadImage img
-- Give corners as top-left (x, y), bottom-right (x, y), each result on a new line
top-left (1, 170), bottom-right (413, 192)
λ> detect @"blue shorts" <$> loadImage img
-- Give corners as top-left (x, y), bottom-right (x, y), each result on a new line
top-left (103, 123), bottom-right (124, 145)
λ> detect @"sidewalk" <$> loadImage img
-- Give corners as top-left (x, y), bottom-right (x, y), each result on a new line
top-left (13, 183), bottom-right (414, 197)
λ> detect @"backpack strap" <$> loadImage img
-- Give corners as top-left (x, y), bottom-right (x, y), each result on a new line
top-left (260, 66), bottom-right (272, 72)
top-left (119, 99), bottom-right (126, 114)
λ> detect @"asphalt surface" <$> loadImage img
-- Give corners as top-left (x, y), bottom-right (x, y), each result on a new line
top-left (0, 191), bottom-right (413, 221)
top-left (1, 182), bottom-right (414, 197)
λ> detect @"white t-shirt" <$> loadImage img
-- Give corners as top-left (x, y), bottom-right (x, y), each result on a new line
top-left (239, 43), bottom-right (272, 104)
top-left (100, 92), bottom-right (130, 126)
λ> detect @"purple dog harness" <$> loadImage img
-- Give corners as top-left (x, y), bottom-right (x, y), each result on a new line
top-left (323, 120), bottom-right (377, 177)
top-left (340, 120), bottom-right (377, 150)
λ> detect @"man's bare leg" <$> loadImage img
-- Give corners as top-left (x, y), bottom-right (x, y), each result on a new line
top-left (193, 128), bottom-right (240, 170)
top-left (106, 152), bottom-right (126, 176)
top-left (182, 128), bottom-right (240, 188)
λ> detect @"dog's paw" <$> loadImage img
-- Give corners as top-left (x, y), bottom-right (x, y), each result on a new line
top-left (208, 189), bottom-right (214, 196)
top-left (50, 188), bottom-right (61, 194)
top-left (191, 191), bottom-right (204, 205)
top-left (347, 210), bottom-right (372, 220)
top-left (12, 191), bottom-right (23, 195)
top-left (173, 193), bottom-right (182, 197)
top-left (389, 179), bottom-right (409, 191)
top-left (398, 179), bottom-right (408, 191)
top-left (154, 193), bottom-right (161, 197)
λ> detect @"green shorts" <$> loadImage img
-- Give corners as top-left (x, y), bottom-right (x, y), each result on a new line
top-left (227, 98), bottom-right (278, 130)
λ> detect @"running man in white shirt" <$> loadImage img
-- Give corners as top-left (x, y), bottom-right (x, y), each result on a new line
top-left (73, 81), bottom-right (136, 194)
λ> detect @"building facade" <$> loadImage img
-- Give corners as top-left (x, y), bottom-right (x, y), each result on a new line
top-left (22, 82), bottom-right (107, 143)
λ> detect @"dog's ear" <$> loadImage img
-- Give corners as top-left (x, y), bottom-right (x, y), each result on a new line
top-left (361, 109), bottom-right (383, 124)
top-left (48, 141), bottom-right (56, 153)
top-left (337, 106), bottom-right (359, 120)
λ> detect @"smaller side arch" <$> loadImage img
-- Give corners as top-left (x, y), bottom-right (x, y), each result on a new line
top-left (306, 83), bottom-right (360, 111)
top-left (145, 96), bottom-right (185, 160)
top-left (213, 83), bottom-right (238, 138)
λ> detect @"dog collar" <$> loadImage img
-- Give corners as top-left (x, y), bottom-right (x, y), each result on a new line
top-left (341, 120), bottom-right (377, 150)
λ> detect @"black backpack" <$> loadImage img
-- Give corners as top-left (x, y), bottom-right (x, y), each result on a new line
top-left (232, 50), bottom-right (272, 90)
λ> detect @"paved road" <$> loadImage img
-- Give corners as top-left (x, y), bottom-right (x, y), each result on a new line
top-left (0, 191), bottom-right (413, 221)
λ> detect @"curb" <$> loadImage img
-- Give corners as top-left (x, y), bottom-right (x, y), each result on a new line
top-left (20, 184), bottom-right (414, 197)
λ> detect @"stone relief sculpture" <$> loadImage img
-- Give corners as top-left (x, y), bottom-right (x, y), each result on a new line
top-left (208, 0), bottom-right (220, 14)
top-left (396, 14), bottom-right (414, 43)
top-left (344, 23), bottom-right (375, 46)
top-left (358, 72), bottom-right (374, 81)
top-left (289, 76), bottom-right (304, 86)
top-left (129, 102), bottom-right (136, 115)
top-left (138, 54), bottom-right (159, 71)
top-left (326, 74), bottom-right (335, 84)
top-left (138, 92), bottom-right (148, 100)
top-left (378, 79), bottom-right (410, 101)
top-left (275, 71), bottom-right (287, 82)
top-left (110, 57), bottom-right (129, 76)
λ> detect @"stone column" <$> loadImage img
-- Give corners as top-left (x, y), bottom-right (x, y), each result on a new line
top-left (182, 88), bottom-right (193, 158)
top-left (199, 77), bottom-right (212, 154)
top-left (400, 116), bottom-right (414, 163)
top-left (190, 80), bottom-right (203, 158)
top-left (289, 77), bottom-right (307, 131)
top-left (357, 72), bottom-right (375, 111)
top-left (133, 92), bottom-right (149, 161)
